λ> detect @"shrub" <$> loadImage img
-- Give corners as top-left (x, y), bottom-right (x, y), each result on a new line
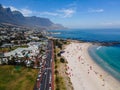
top-left (55, 70), bottom-right (59, 75)
top-left (60, 58), bottom-right (65, 63)
top-left (57, 53), bottom-right (61, 57)
top-left (55, 76), bottom-right (59, 83)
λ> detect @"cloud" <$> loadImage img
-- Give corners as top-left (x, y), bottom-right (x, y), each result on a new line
top-left (39, 8), bottom-right (75, 18)
top-left (101, 22), bottom-right (113, 26)
top-left (3, 5), bottom-right (18, 11)
top-left (3, 5), bottom-right (33, 16)
top-left (39, 1), bottom-right (76, 18)
top-left (68, 1), bottom-right (77, 7)
top-left (9, 6), bottom-right (19, 11)
top-left (100, 22), bottom-right (120, 26)
top-left (20, 8), bottom-right (32, 16)
top-left (3, 5), bottom-right (75, 18)
top-left (88, 8), bottom-right (104, 13)
top-left (39, 12), bottom-right (58, 16)
top-left (58, 8), bottom-right (76, 18)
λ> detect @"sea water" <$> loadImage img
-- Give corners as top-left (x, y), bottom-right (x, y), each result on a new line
top-left (48, 29), bottom-right (120, 42)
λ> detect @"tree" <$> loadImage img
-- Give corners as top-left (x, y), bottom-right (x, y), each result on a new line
top-left (8, 56), bottom-right (16, 65)
top-left (60, 58), bottom-right (65, 63)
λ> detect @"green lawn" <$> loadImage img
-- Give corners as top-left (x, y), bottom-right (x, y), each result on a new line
top-left (0, 65), bottom-right (38, 90)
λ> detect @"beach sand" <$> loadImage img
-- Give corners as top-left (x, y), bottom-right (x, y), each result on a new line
top-left (62, 42), bottom-right (120, 90)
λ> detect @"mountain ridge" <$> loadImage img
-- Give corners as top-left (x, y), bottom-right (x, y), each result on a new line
top-left (0, 4), bottom-right (66, 30)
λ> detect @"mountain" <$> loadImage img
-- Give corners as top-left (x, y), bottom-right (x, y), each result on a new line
top-left (0, 4), bottom-right (66, 30)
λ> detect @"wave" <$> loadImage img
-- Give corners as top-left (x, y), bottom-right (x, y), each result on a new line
top-left (96, 46), bottom-right (102, 50)
top-left (51, 32), bottom-right (61, 35)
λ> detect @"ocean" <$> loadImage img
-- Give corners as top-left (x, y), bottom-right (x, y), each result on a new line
top-left (48, 29), bottom-right (120, 42)
top-left (48, 29), bottom-right (120, 81)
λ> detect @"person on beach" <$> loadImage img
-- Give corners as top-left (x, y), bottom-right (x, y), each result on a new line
top-left (90, 66), bottom-right (92, 70)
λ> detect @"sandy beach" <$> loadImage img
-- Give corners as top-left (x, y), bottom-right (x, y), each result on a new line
top-left (62, 42), bottom-right (120, 90)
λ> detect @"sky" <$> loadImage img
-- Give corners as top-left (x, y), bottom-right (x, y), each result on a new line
top-left (0, 0), bottom-right (120, 28)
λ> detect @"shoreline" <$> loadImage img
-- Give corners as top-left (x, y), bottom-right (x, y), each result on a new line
top-left (62, 41), bottom-right (120, 90)
top-left (48, 36), bottom-right (120, 46)
top-left (88, 45), bottom-right (120, 81)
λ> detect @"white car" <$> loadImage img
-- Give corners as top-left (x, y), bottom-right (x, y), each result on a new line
top-left (49, 87), bottom-right (51, 90)
top-left (38, 74), bottom-right (41, 78)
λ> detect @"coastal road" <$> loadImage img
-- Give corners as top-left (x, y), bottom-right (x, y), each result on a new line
top-left (37, 40), bottom-right (53, 90)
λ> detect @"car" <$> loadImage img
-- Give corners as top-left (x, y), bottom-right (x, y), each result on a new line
top-left (37, 78), bottom-right (39, 81)
top-left (44, 72), bottom-right (47, 75)
top-left (38, 74), bottom-right (41, 78)
top-left (40, 62), bottom-right (42, 65)
top-left (49, 87), bottom-right (51, 90)
top-left (49, 74), bottom-right (51, 82)
top-left (49, 83), bottom-right (51, 90)
top-left (38, 71), bottom-right (41, 74)
top-left (51, 59), bottom-right (52, 62)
